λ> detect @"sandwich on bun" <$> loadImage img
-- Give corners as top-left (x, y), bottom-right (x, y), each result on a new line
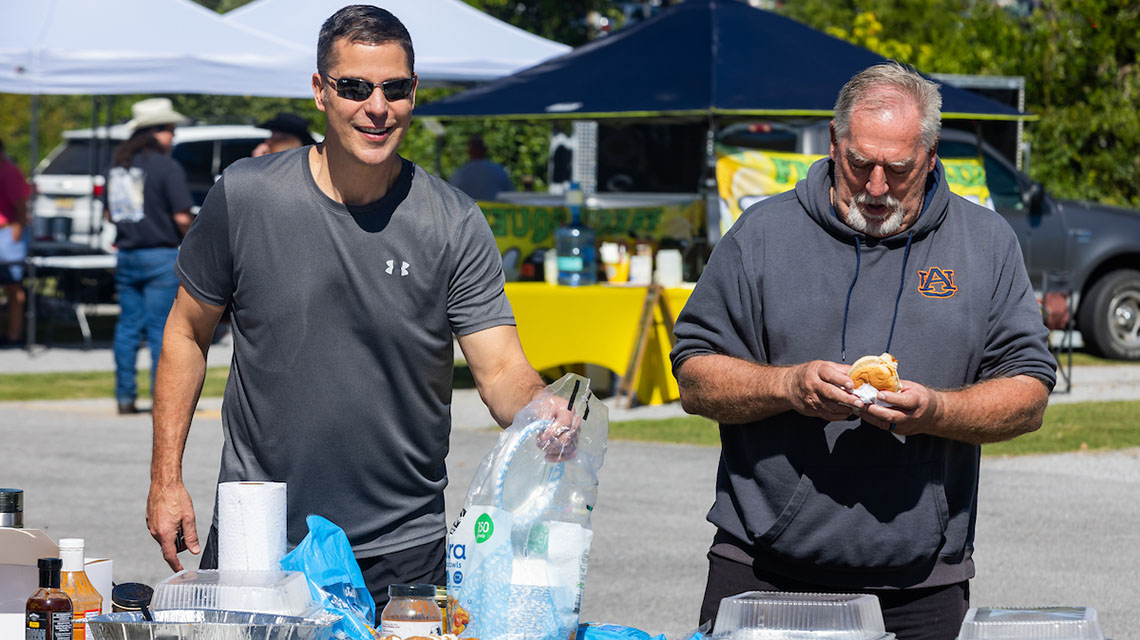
top-left (849, 352), bottom-right (900, 392)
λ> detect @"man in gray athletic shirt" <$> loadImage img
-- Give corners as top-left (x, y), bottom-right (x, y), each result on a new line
top-left (145, 5), bottom-right (571, 610)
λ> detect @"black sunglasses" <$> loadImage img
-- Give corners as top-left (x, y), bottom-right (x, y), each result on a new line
top-left (325, 74), bottom-right (416, 102)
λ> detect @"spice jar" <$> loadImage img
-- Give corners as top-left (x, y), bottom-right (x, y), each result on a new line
top-left (379, 583), bottom-right (442, 638)
top-left (0, 488), bottom-right (23, 528)
top-left (110, 583), bottom-right (153, 615)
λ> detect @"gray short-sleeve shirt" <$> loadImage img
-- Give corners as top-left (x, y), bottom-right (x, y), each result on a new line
top-left (176, 147), bottom-right (514, 555)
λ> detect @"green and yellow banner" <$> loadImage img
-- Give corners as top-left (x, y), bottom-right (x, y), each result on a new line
top-left (715, 145), bottom-right (993, 236)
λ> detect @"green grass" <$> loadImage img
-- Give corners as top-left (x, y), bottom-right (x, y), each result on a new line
top-left (0, 367), bottom-right (230, 402)
top-left (608, 402), bottom-right (1140, 456)
top-left (610, 415), bottom-right (722, 447)
top-left (983, 401), bottom-right (1140, 455)
top-left (3, 365), bottom-right (1138, 457)
top-left (0, 363), bottom-right (468, 402)
top-left (1060, 351), bottom-right (1134, 367)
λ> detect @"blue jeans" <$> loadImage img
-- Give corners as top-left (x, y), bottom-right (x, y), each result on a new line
top-left (114, 247), bottom-right (179, 403)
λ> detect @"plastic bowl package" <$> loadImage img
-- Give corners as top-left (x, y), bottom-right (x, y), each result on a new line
top-left (713, 591), bottom-right (894, 640)
top-left (956, 607), bottom-right (1105, 640)
top-left (150, 569), bottom-right (316, 617)
top-left (86, 610), bottom-right (340, 640)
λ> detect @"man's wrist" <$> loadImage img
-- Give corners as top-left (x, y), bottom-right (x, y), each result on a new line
top-left (150, 462), bottom-right (184, 485)
top-left (776, 364), bottom-right (799, 411)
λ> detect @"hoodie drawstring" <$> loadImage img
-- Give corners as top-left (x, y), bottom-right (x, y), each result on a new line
top-left (885, 231), bottom-right (915, 353)
top-left (840, 230), bottom-right (915, 360)
top-left (840, 237), bottom-right (861, 362)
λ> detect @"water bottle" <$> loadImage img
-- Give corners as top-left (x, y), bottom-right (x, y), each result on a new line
top-left (555, 183), bottom-right (597, 286)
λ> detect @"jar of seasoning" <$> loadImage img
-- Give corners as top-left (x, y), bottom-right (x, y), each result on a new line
top-left (379, 583), bottom-right (442, 638)
top-left (0, 488), bottom-right (23, 528)
top-left (110, 583), bottom-right (153, 614)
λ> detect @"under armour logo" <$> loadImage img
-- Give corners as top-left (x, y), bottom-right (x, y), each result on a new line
top-left (385, 260), bottom-right (410, 276)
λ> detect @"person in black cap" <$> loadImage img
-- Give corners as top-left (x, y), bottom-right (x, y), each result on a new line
top-left (252, 111), bottom-right (316, 157)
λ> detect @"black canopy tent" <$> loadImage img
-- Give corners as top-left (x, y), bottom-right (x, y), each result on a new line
top-left (416, 0), bottom-right (1026, 122)
top-left (416, 0), bottom-right (1029, 240)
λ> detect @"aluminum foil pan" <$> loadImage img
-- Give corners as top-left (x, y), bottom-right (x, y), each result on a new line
top-left (86, 610), bottom-right (340, 640)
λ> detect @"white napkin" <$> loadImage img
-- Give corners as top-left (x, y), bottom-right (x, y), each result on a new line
top-left (852, 383), bottom-right (906, 443)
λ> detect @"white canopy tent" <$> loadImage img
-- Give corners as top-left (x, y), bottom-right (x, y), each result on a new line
top-left (223, 0), bottom-right (571, 84)
top-left (0, 0), bottom-right (315, 97)
top-left (0, 0), bottom-right (319, 349)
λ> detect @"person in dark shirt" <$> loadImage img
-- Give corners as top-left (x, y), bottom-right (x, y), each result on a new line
top-left (449, 134), bottom-right (513, 201)
top-left (106, 98), bottom-right (194, 415)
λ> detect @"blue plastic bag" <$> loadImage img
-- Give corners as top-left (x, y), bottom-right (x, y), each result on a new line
top-left (280, 514), bottom-right (376, 640)
top-left (576, 622), bottom-right (668, 640)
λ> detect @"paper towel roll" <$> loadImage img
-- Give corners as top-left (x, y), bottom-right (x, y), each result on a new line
top-left (217, 481), bottom-right (287, 571)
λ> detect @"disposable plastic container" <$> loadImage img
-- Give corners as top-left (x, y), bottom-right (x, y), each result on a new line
top-left (86, 610), bottom-right (339, 640)
top-left (956, 607), bottom-right (1106, 640)
top-left (149, 570), bottom-right (315, 617)
top-left (712, 591), bottom-right (894, 640)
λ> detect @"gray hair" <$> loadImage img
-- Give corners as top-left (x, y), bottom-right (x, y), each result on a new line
top-left (833, 62), bottom-right (942, 149)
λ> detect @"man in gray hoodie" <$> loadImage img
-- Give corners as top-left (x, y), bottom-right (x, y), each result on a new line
top-left (671, 62), bottom-right (1056, 640)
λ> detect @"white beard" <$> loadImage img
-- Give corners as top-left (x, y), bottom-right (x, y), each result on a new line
top-left (845, 192), bottom-right (905, 237)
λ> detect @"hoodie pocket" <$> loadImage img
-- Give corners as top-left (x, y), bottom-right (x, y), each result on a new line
top-left (758, 461), bottom-right (949, 571)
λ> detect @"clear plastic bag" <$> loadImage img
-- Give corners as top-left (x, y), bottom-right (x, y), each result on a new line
top-left (447, 373), bottom-right (608, 640)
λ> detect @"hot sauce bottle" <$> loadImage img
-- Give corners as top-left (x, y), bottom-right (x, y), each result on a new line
top-left (58, 539), bottom-right (102, 640)
top-left (25, 557), bottom-right (73, 640)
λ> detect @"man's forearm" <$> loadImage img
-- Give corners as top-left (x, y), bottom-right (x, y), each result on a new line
top-left (481, 362), bottom-right (546, 428)
top-left (676, 354), bottom-right (798, 424)
top-left (923, 375), bottom-right (1049, 444)
top-left (151, 330), bottom-right (208, 485)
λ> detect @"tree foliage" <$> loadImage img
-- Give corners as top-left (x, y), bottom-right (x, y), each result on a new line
top-left (1020, 0), bottom-right (1140, 207)
top-left (779, 0), bottom-right (1140, 207)
top-left (4, 1), bottom-right (1138, 208)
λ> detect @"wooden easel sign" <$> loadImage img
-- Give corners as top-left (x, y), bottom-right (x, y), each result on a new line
top-left (615, 284), bottom-right (677, 409)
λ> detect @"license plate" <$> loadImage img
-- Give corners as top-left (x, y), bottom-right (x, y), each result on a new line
top-left (54, 197), bottom-right (75, 210)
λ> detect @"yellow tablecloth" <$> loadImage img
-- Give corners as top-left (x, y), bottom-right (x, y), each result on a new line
top-left (504, 282), bottom-right (693, 405)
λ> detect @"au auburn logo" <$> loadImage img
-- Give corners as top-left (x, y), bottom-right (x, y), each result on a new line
top-left (917, 267), bottom-right (958, 298)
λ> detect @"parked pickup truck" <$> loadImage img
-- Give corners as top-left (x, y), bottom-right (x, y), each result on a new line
top-left (937, 129), bottom-right (1140, 361)
top-left (720, 122), bottom-right (1140, 360)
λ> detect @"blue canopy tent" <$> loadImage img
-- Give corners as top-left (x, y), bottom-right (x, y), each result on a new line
top-left (416, 0), bottom-right (1026, 121)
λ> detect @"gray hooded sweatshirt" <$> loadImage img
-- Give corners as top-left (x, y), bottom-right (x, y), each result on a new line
top-left (671, 157), bottom-right (1056, 589)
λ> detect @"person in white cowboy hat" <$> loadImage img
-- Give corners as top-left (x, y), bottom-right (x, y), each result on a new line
top-left (105, 97), bottom-right (194, 415)
top-left (125, 97), bottom-right (190, 135)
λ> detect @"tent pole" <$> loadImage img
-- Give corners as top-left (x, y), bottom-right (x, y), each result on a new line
top-left (29, 95), bottom-right (40, 175)
top-left (89, 96), bottom-right (101, 250)
top-left (703, 114), bottom-right (720, 245)
top-left (26, 95), bottom-right (40, 349)
top-left (95, 95), bottom-right (115, 248)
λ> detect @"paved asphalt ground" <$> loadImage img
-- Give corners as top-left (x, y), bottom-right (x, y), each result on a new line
top-left (2, 339), bottom-right (1139, 638)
